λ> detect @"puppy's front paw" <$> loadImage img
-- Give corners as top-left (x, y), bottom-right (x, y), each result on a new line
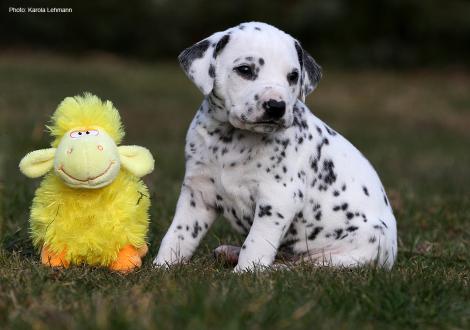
top-left (152, 256), bottom-right (180, 269)
top-left (233, 261), bottom-right (289, 273)
top-left (233, 262), bottom-right (269, 273)
top-left (153, 252), bottom-right (188, 269)
top-left (152, 258), bottom-right (171, 269)
top-left (233, 264), bottom-right (248, 273)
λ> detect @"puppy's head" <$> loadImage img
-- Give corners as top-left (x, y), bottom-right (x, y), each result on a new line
top-left (179, 22), bottom-right (322, 133)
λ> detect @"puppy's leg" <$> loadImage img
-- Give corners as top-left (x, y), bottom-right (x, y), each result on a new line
top-left (234, 200), bottom-right (296, 272)
top-left (214, 245), bottom-right (299, 266)
top-left (154, 179), bottom-right (217, 267)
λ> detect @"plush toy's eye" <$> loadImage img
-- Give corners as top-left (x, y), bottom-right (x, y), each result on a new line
top-left (70, 131), bottom-right (82, 138)
top-left (70, 130), bottom-right (99, 138)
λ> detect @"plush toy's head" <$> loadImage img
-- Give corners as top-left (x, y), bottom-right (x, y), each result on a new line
top-left (19, 94), bottom-right (154, 189)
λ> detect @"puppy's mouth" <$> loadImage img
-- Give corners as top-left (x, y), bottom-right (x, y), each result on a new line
top-left (253, 120), bottom-right (282, 126)
top-left (240, 114), bottom-right (283, 127)
top-left (239, 121), bottom-right (283, 134)
top-left (229, 108), bottom-right (288, 133)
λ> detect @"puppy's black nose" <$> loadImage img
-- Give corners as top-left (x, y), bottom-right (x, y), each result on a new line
top-left (263, 99), bottom-right (286, 119)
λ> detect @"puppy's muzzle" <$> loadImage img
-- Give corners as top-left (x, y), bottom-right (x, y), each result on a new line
top-left (263, 99), bottom-right (286, 120)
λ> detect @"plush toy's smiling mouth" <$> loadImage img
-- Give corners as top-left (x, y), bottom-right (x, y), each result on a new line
top-left (58, 161), bottom-right (115, 183)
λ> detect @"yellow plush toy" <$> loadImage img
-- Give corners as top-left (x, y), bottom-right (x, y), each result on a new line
top-left (19, 93), bottom-right (155, 273)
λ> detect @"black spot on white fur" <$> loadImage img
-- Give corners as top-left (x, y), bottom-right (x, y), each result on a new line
top-left (208, 64), bottom-right (215, 78)
top-left (363, 186), bottom-right (369, 196)
top-left (294, 41), bottom-right (322, 98)
top-left (179, 39), bottom-right (211, 72)
top-left (258, 205), bottom-right (272, 217)
top-left (214, 34), bottom-right (230, 58)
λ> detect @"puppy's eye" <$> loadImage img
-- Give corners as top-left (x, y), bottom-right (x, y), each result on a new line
top-left (287, 70), bottom-right (299, 84)
top-left (234, 65), bottom-right (254, 79)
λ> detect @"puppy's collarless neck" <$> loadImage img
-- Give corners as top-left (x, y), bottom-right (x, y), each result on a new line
top-left (199, 95), bottom-right (230, 123)
top-left (195, 100), bottom-right (231, 134)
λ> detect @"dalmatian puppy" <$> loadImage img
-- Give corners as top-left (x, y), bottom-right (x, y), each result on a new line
top-left (154, 22), bottom-right (397, 271)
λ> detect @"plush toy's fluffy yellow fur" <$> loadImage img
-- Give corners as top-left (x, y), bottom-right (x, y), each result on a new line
top-left (21, 93), bottom-right (154, 270)
top-left (47, 94), bottom-right (125, 147)
top-left (30, 171), bottom-right (149, 266)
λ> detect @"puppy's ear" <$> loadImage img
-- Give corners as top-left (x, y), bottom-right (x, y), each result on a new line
top-left (178, 31), bottom-right (231, 95)
top-left (295, 41), bottom-right (322, 102)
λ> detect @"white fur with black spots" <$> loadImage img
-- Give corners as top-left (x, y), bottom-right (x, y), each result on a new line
top-left (154, 22), bottom-right (397, 272)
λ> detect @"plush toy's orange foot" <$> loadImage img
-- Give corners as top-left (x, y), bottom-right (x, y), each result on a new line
top-left (109, 245), bottom-right (142, 273)
top-left (41, 245), bottom-right (69, 268)
top-left (137, 244), bottom-right (148, 257)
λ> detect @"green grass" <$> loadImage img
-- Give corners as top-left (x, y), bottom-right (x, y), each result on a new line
top-left (0, 53), bottom-right (469, 329)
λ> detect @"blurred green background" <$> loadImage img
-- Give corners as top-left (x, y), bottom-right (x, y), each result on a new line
top-left (0, 1), bottom-right (469, 329)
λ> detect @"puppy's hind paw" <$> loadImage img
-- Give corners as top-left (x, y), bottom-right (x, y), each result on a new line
top-left (213, 245), bottom-right (241, 266)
